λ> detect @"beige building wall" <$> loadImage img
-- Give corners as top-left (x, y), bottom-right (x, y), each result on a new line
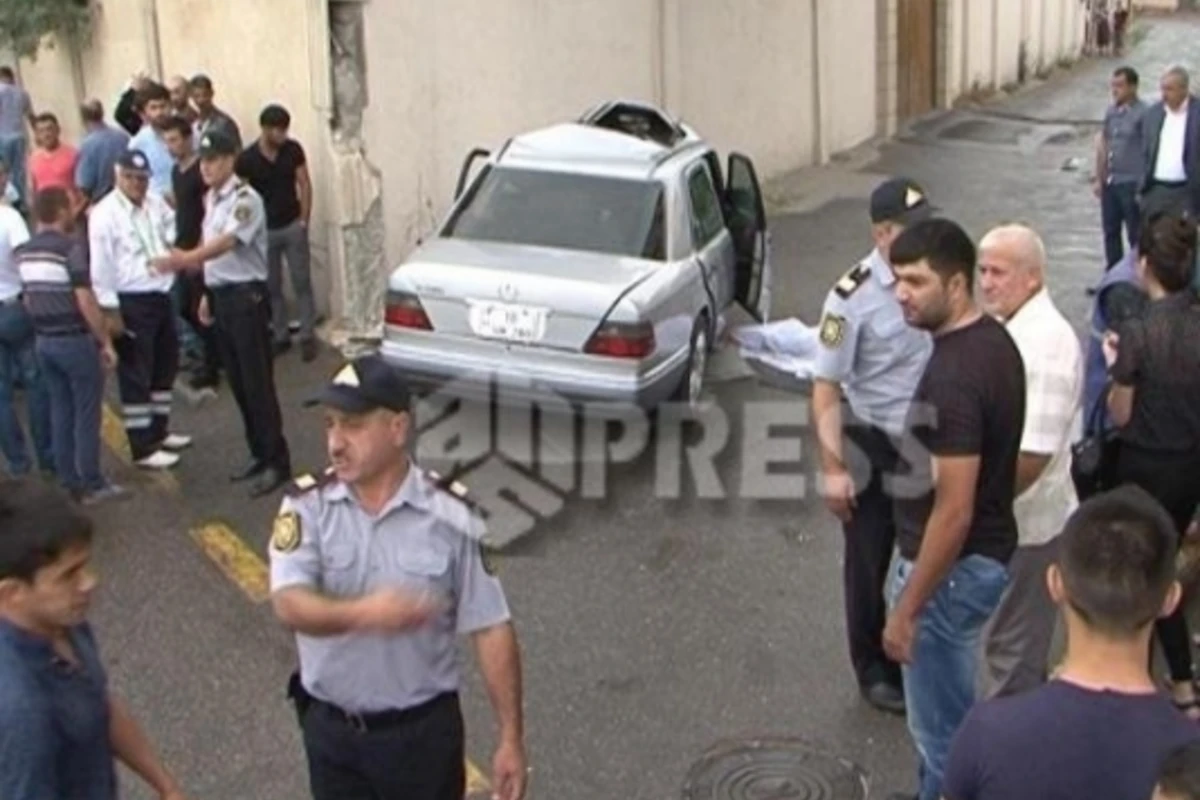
top-left (816, 0), bottom-right (879, 161)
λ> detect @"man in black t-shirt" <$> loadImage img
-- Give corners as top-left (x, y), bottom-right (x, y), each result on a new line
top-left (942, 486), bottom-right (1199, 800)
top-left (164, 115), bottom-right (220, 390)
top-left (235, 104), bottom-right (316, 362)
top-left (881, 218), bottom-right (1026, 800)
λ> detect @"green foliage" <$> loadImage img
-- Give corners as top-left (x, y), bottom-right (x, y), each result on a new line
top-left (0, 0), bottom-right (92, 61)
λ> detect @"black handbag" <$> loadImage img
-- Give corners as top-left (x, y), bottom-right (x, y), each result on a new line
top-left (1070, 385), bottom-right (1122, 501)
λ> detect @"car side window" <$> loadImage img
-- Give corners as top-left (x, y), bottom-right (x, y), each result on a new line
top-left (687, 165), bottom-right (725, 249)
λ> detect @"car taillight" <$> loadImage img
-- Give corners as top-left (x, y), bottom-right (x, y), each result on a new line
top-left (385, 291), bottom-right (432, 330)
top-left (584, 321), bottom-right (655, 358)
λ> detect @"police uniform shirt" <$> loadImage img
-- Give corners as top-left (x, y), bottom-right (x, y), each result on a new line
top-left (269, 468), bottom-right (511, 715)
top-left (812, 248), bottom-right (933, 435)
top-left (88, 187), bottom-right (176, 309)
top-left (201, 176), bottom-right (269, 288)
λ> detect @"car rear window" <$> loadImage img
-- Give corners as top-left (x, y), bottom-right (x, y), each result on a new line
top-left (442, 167), bottom-right (666, 260)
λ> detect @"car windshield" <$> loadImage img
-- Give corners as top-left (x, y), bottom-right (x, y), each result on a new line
top-left (442, 167), bottom-right (666, 260)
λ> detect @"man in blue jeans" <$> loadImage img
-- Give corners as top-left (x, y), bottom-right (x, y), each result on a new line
top-left (0, 159), bottom-right (52, 476)
top-left (883, 218), bottom-right (1027, 800)
top-left (16, 188), bottom-right (125, 505)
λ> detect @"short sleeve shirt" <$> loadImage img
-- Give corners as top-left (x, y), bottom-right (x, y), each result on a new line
top-left (201, 177), bottom-right (269, 287)
top-left (171, 159), bottom-right (206, 249)
top-left (0, 621), bottom-right (117, 800)
top-left (268, 468), bottom-right (511, 714)
top-left (236, 140), bottom-right (307, 230)
top-left (894, 315), bottom-right (1026, 564)
top-left (1003, 289), bottom-right (1083, 546)
top-left (17, 230), bottom-right (92, 337)
top-left (942, 680), bottom-right (1199, 800)
top-left (811, 249), bottom-right (932, 435)
top-left (0, 204), bottom-right (30, 301)
top-left (1110, 291), bottom-right (1200, 452)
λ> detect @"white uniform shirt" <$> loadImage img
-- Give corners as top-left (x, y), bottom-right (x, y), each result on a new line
top-left (1153, 99), bottom-right (1190, 182)
top-left (1004, 288), bottom-right (1084, 547)
top-left (88, 188), bottom-right (176, 309)
top-left (0, 204), bottom-right (30, 302)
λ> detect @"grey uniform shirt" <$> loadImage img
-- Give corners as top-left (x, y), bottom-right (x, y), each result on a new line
top-left (201, 176), bottom-right (269, 287)
top-left (269, 467), bottom-right (511, 714)
top-left (812, 248), bottom-right (932, 436)
top-left (1102, 98), bottom-right (1146, 185)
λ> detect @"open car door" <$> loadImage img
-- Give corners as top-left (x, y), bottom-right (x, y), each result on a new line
top-left (726, 153), bottom-right (770, 322)
top-left (454, 147), bottom-right (492, 200)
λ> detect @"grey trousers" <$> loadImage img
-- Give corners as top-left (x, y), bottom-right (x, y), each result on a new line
top-left (980, 538), bottom-right (1061, 699)
top-left (267, 220), bottom-right (316, 343)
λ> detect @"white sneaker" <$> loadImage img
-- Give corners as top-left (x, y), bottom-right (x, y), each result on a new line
top-left (135, 450), bottom-right (180, 470)
top-left (161, 433), bottom-right (193, 451)
top-left (81, 484), bottom-right (132, 506)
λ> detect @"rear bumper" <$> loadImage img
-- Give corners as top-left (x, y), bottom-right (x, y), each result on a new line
top-left (380, 327), bottom-right (688, 409)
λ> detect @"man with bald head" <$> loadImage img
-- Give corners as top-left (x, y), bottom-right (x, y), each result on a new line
top-left (165, 75), bottom-right (196, 123)
top-left (977, 224), bottom-right (1083, 698)
top-left (1138, 65), bottom-right (1200, 217)
top-left (75, 99), bottom-right (129, 212)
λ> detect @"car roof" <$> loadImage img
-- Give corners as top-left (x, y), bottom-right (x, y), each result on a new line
top-left (496, 101), bottom-right (708, 180)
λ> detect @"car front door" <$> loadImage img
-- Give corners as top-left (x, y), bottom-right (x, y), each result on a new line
top-left (725, 153), bottom-right (770, 321)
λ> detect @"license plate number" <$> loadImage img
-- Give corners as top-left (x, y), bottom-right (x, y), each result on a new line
top-left (467, 301), bottom-right (548, 343)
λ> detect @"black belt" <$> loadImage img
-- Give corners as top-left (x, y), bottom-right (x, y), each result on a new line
top-left (1149, 179), bottom-right (1188, 189)
top-left (209, 281), bottom-right (266, 297)
top-left (311, 691), bottom-right (457, 734)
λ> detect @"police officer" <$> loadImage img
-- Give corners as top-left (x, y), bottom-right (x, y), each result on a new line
top-left (812, 177), bottom-right (934, 715)
top-left (268, 354), bottom-right (528, 800)
top-left (153, 130), bottom-right (290, 497)
top-left (90, 149), bottom-right (191, 470)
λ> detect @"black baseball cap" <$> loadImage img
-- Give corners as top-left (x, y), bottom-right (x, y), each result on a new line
top-left (870, 177), bottom-right (936, 225)
top-left (198, 130), bottom-right (238, 159)
top-left (305, 355), bottom-right (412, 414)
top-left (116, 149), bottom-right (151, 173)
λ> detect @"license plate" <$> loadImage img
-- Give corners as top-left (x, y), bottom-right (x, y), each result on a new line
top-left (467, 301), bottom-right (548, 343)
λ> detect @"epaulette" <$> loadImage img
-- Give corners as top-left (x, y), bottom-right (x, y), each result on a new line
top-left (424, 469), bottom-right (482, 514)
top-left (834, 262), bottom-right (872, 300)
top-left (284, 468), bottom-right (337, 498)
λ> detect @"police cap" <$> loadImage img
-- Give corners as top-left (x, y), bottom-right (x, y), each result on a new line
top-left (116, 149), bottom-right (151, 174)
top-left (198, 130), bottom-right (239, 159)
top-left (870, 177), bottom-right (936, 225)
top-left (306, 354), bottom-right (412, 414)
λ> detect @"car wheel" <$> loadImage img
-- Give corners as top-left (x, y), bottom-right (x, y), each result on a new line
top-left (671, 313), bottom-right (710, 410)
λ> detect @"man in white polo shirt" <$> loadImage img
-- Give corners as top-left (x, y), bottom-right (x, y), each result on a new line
top-left (1139, 65), bottom-right (1200, 217)
top-left (976, 224), bottom-right (1084, 698)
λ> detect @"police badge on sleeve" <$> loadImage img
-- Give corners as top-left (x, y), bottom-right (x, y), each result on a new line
top-left (271, 510), bottom-right (302, 553)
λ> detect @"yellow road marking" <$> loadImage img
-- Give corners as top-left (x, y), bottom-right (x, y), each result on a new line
top-left (192, 519), bottom-right (492, 792)
top-left (101, 404), bottom-right (180, 492)
top-left (190, 522), bottom-right (270, 603)
top-left (466, 758), bottom-right (491, 794)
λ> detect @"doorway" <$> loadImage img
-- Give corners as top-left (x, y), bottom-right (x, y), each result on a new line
top-left (897, 0), bottom-right (938, 119)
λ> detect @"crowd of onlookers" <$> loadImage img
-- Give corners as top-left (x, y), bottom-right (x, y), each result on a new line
top-left (0, 67), bottom-right (316, 503)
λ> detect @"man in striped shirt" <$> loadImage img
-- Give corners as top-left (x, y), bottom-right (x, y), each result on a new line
top-left (16, 188), bottom-right (126, 505)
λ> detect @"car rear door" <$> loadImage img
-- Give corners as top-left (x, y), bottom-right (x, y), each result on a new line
top-left (725, 153), bottom-right (770, 321)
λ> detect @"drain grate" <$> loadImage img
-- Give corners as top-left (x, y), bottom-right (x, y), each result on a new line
top-left (682, 738), bottom-right (867, 800)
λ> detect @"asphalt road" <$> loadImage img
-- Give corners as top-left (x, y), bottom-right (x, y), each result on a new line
top-left (65, 14), bottom-right (1199, 800)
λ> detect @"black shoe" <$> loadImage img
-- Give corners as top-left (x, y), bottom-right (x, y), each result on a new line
top-left (862, 681), bottom-right (906, 715)
top-left (230, 461), bottom-right (267, 482)
top-left (249, 467), bottom-right (288, 498)
top-left (300, 339), bottom-right (318, 363)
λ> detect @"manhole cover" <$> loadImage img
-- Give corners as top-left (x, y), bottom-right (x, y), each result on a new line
top-left (682, 739), bottom-right (867, 800)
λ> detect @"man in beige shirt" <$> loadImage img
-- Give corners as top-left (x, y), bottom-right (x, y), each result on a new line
top-left (976, 224), bottom-right (1084, 698)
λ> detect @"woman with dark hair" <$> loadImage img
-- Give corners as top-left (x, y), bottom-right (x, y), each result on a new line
top-left (1104, 211), bottom-right (1200, 718)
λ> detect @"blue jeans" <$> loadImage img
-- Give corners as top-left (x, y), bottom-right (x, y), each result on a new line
top-left (888, 554), bottom-right (1010, 800)
top-left (36, 334), bottom-right (107, 493)
top-left (0, 301), bottom-right (53, 474)
top-left (0, 133), bottom-right (28, 209)
top-left (1100, 181), bottom-right (1141, 270)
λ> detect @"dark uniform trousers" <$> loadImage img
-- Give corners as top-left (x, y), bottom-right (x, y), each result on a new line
top-left (841, 413), bottom-right (903, 690)
top-left (290, 677), bottom-right (466, 800)
top-left (114, 291), bottom-right (179, 460)
top-left (210, 281), bottom-right (290, 471)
